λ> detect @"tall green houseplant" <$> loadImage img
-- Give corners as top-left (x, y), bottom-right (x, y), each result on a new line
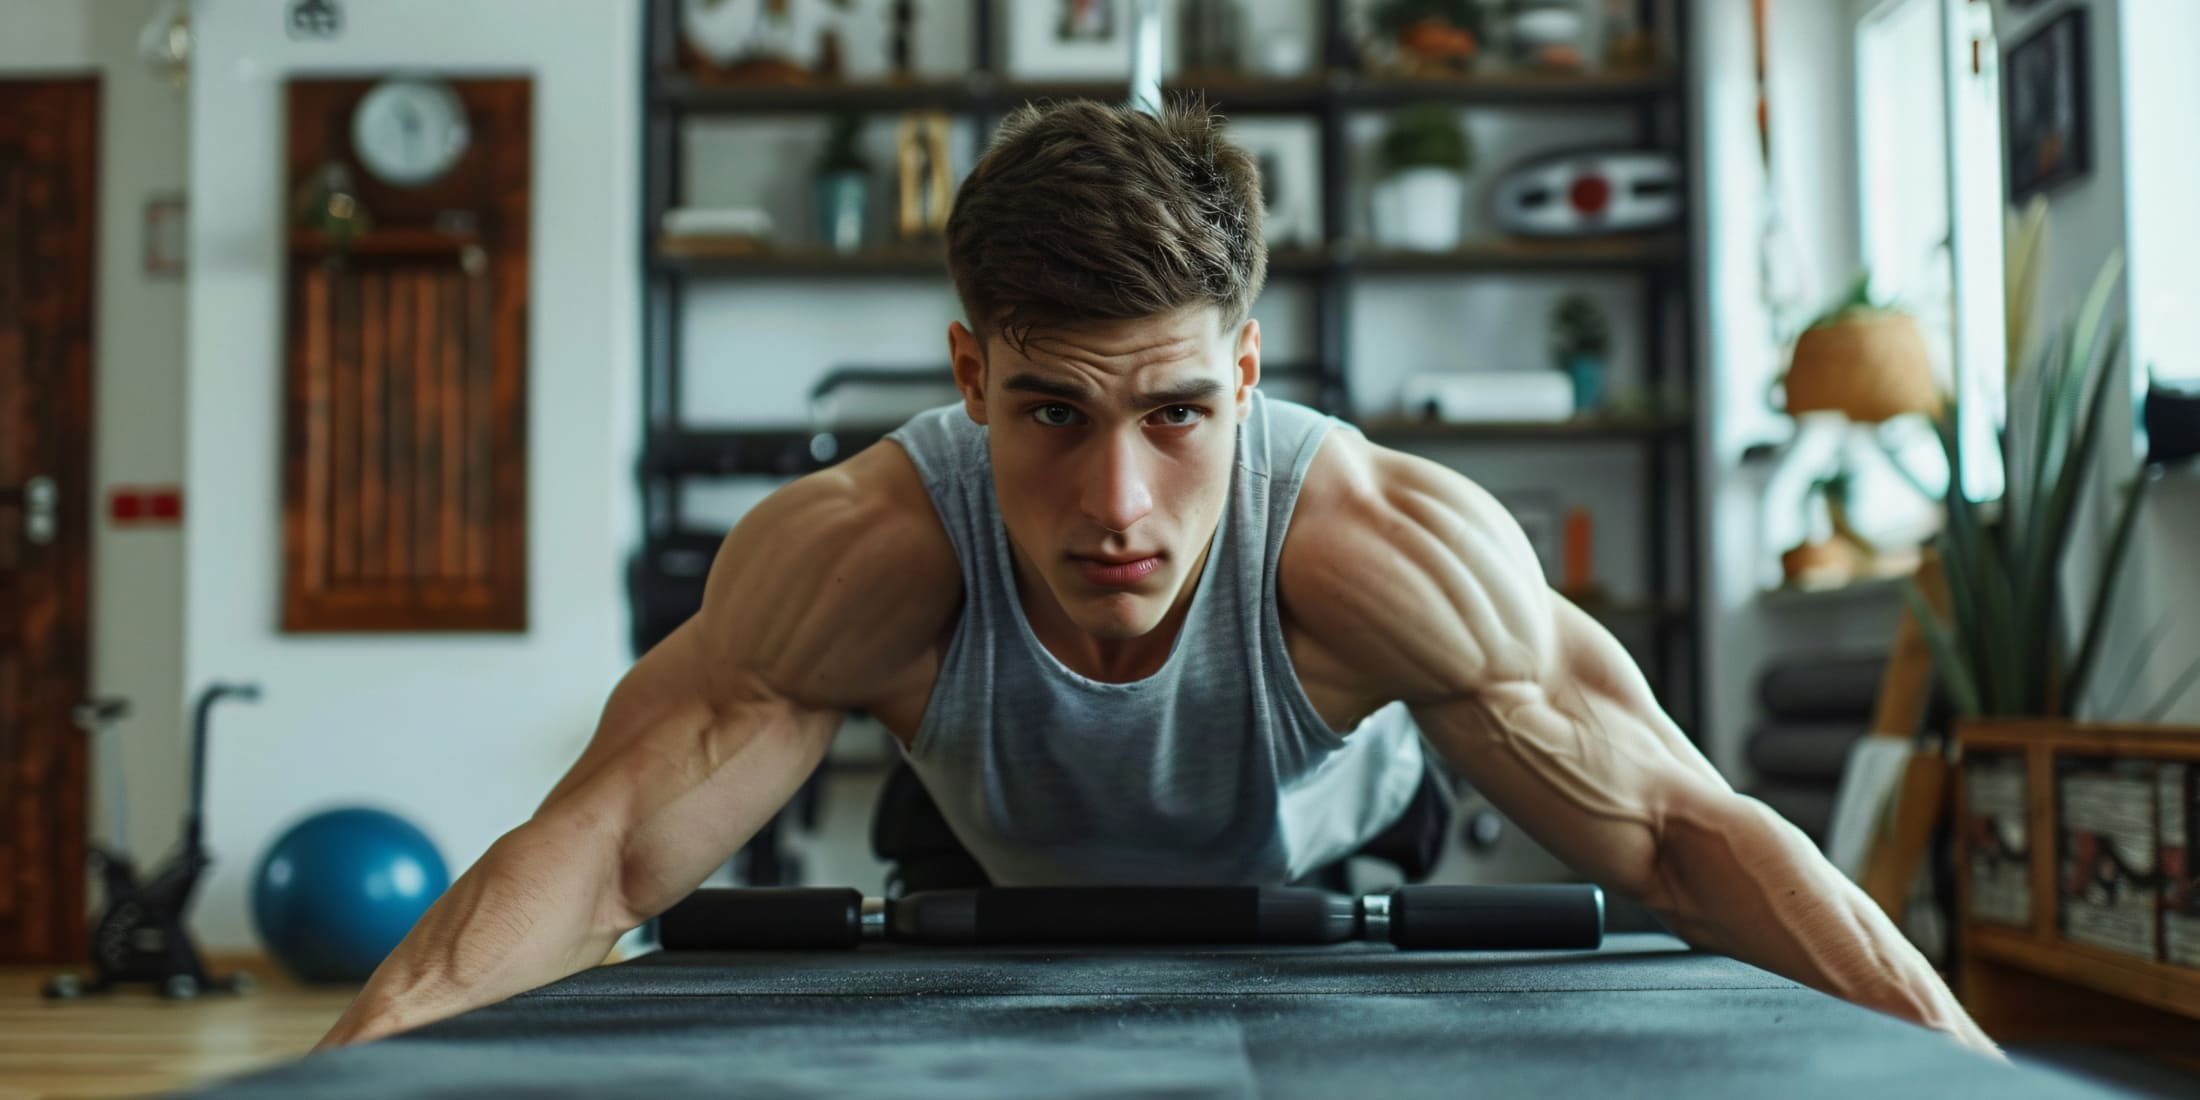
top-left (1906, 202), bottom-right (2161, 720)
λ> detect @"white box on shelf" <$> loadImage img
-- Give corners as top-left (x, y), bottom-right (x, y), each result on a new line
top-left (1399, 371), bottom-right (1575, 423)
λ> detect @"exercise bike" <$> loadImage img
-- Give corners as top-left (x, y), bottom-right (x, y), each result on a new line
top-left (45, 683), bottom-right (262, 1001)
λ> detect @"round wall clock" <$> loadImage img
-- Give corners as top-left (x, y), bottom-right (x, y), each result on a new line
top-left (352, 77), bottom-right (471, 188)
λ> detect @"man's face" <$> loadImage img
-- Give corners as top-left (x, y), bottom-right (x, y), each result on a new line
top-left (948, 306), bottom-right (1261, 643)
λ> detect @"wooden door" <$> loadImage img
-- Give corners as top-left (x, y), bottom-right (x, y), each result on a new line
top-left (0, 79), bottom-right (98, 964)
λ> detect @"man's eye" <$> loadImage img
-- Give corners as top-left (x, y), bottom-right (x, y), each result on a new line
top-left (1033, 404), bottom-right (1079, 427)
top-left (1156, 405), bottom-right (1205, 427)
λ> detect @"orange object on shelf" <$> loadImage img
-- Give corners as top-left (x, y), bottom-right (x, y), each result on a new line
top-left (1562, 507), bottom-right (1593, 593)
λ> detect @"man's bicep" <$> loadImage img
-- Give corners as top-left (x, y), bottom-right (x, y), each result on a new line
top-left (1410, 600), bottom-right (1729, 907)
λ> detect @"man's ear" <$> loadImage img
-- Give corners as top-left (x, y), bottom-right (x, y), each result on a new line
top-left (948, 321), bottom-right (988, 425)
top-left (1233, 318), bottom-right (1262, 418)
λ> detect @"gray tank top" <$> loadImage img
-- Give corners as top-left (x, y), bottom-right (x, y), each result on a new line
top-left (884, 390), bottom-right (1428, 886)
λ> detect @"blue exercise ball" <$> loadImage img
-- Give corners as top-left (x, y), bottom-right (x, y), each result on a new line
top-left (251, 806), bottom-right (450, 983)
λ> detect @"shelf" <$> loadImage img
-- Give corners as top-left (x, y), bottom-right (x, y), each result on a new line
top-left (289, 227), bottom-right (481, 257)
top-left (645, 426), bottom-right (894, 477)
top-left (1340, 66), bottom-right (1682, 107)
top-left (655, 240), bottom-right (950, 278)
top-left (656, 73), bottom-right (978, 114)
top-left (1579, 599), bottom-right (1695, 626)
top-left (1356, 414), bottom-right (1689, 443)
top-left (1006, 74), bottom-right (1330, 113)
top-left (652, 66), bottom-right (1683, 116)
top-left (1265, 248), bottom-right (1331, 277)
top-left (1350, 235), bottom-right (1686, 274)
top-left (649, 239), bottom-right (1670, 279)
top-left (1757, 575), bottom-right (1911, 608)
top-left (1969, 925), bottom-right (2200, 1023)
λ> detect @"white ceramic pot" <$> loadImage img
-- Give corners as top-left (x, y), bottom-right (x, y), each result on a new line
top-left (1372, 167), bottom-right (1465, 252)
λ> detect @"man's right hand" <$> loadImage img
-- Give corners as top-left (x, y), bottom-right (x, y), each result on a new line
top-left (312, 443), bottom-right (959, 1050)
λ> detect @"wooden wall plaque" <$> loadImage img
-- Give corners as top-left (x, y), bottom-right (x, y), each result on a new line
top-left (281, 78), bottom-right (530, 632)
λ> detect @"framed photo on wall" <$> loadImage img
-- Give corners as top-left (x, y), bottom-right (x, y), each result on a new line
top-left (2004, 8), bottom-right (2091, 200)
top-left (1225, 120), bottom-right (1321, 250)
top-left (1004, 0), bottom-right (1133, 80)
top-left (143, 193), bottom-right (187, 276)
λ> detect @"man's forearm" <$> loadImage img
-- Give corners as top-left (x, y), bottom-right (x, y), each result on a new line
top-left (317, 815), bottom-right (629, 1049)
top-left (1648, 793), bottom-right (2000, 1056)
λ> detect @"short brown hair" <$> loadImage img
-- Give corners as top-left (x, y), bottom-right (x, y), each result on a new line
top-left (946, 98), bottom-right (1267, 352)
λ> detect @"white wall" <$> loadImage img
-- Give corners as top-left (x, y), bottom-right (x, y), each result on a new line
top-left (0, 0), bottom-right (193, 875)
top-left (184, 0), bottom-right (640, 948)
top-left (0, 1), bottom-right (93, 60)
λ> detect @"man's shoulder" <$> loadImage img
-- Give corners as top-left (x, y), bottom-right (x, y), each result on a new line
top-left (800, 439), bottom-right (961, 587)
top-left (1278, 429), bottom-right (1549, 702)
top-left (1284, 427), bottom-right (1515, 557)
top-left (1278, 430), bottom-right (1408, 613)
top-left (696, 440), bottom-right (962, 710)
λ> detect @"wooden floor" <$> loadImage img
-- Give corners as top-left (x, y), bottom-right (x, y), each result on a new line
top-left (0, 959), bottom-right (353, 1100)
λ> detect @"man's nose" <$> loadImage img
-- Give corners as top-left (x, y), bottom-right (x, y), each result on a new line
top-left (1081, 431), bottom-right (1153, 535)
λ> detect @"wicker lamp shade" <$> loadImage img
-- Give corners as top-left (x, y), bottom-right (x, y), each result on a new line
top-left (1784, 311), bottom-right (1942, 423)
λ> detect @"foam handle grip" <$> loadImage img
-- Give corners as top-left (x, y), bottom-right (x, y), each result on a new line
top-left (1387, 884), bottom-right (1604, 950)
top-left (657, 887), bottom-right (863, 950)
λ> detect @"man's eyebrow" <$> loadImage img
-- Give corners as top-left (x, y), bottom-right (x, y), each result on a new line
top-left (1001, 373), bottom-right (1094, 402)
top-left (1138, 379), bottom-right (1228, 406)
top-left (1000, 373), bottom-right (1227, 407)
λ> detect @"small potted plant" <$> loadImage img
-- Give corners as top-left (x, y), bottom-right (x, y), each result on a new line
top-left (1371, 104), bottom-right (1471, 252)
top-left (814, 113), bottom-right (870, 254)
top-left (1549, 293), bottom-right (1609, 412)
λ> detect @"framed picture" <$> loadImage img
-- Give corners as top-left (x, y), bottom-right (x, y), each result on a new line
top-left (1226, 120), bottom-right (1321, 250)
top-left (1004, 0), bottom-right (1133, 80)
top-left (143, 193), bottom-right (187, 276)
top-left (1496, 490), bottom-right (1563, 584)
top-left (2004, 9), bottom-right (2090, 200)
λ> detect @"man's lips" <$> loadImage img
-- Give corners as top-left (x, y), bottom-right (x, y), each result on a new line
top-left (1070, 553), bottom-right (1162, 587)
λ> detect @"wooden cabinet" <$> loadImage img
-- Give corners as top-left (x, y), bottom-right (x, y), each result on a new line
top-left (280, 79), bottom-right (530, 632)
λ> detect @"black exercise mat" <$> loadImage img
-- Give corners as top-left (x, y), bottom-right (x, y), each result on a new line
top-left (175, 935), bottom-right (2130, 1099)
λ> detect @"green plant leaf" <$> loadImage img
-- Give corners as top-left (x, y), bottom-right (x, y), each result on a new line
top-left (1931, 402), bottom-right (1993, 707)
top-left (2142, 655), bottom-right (2200, 724)
top-left (2005, 198), bottom-right (2049, 375)
top-left (2100, 610), bottom-right (2178, 717)
top-left (2020, 320), bottom-right (2127, 711)
top-left (2066, 465), bottom-right (2157, 716)
top-left (2007, 324), bottom-right (2074, 693)
top-left (2021, 325), bottom-right (2075, 566)
top-left (2066, 251), bottom-right (2127, 411)
top-left (2041, 321), bottom-right (2128, 577)
top-left (1906, 583), bottom-right (1982, 718)
top-left (2035, 252), bottom-right (2123, 511)
top-left (1976, 524), bottom-right (2026, 713)
top-left (1380, 105), bottom-right (1471, 175)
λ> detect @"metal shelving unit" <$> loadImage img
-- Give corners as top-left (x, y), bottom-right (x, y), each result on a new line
top-left (637, 0), bottom-right (1703, 734)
